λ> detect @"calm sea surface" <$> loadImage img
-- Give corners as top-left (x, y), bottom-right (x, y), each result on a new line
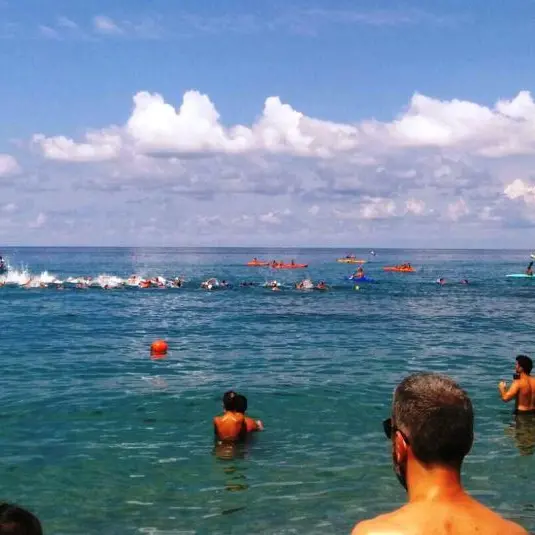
top-left (1, 247), bottom-right (534, 534)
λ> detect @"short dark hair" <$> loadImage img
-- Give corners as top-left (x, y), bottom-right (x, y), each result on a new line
top-left (222, 391), bottom-right (238, 411)
top-left (516, 355), bottom-right (533, 375)
top-left (234, 394), bottom-right (248, 414)
top-left (393, 373), bottom-right (473, 467)
top-left (0, 503), bottom-right (42, 535)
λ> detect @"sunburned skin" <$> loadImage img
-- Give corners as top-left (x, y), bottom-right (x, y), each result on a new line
top-left (213, 411), bottom-right (246, 442)
top-left (352, 494), bottom-right (528, 534)
top-left (499, 360), bottom-right (535, 413)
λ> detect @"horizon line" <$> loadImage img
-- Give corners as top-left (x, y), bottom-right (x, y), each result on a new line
top-left (0, 245), bottom-right (532, 252)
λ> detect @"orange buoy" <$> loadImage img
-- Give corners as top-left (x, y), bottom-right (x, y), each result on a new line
top-left (151, 340), bottom-right (168, 357)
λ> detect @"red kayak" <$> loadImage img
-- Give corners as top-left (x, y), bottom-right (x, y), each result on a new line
top-left (271, 263), bottom-right (308, 269)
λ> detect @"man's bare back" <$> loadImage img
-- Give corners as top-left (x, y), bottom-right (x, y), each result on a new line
top-left (500, 356), bottom-right (535, 413)
top-left (352, 496), bottom-right (528, 534)
top-left (517, 374), bottom-right (535, 411)
top-left (500, 376), bottom-right (535, 412)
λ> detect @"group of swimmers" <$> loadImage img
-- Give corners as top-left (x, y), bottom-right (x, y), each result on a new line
top-left (211, 355), bottom-right (535, 534)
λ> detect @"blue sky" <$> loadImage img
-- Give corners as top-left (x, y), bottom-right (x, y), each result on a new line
top-left (2, 0), bottom-right (535, 247)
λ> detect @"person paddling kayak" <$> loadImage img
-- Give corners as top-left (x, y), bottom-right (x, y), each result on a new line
top-left (353, 266), bottom-right (365, 279)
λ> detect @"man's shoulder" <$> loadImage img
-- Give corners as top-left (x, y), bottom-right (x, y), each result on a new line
top-left (499, 518), bottom-right (530, 534)
top-left (351, 504), bottom-right (529, 535)
top-left (351, 509), bottom-right (407, 535)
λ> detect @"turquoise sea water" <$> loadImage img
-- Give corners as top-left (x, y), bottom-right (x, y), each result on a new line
top-left (1, 247), bottom-right (535, 534)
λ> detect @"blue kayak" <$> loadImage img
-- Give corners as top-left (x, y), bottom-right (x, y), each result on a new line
top-left (346, 276), bottom-right (375, 283)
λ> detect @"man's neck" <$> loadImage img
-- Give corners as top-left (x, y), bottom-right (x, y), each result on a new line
top-left (407, 461), bottom-right (465, 503)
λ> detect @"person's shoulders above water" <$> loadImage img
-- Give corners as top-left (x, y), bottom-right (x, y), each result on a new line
top-left (351, 503), bottom-right (529, 535)
top-left (351, 510), bottom-right (407, 535)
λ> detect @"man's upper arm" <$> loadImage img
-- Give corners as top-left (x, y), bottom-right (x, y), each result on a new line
top-left (502, 381), bottom-right (520, 402)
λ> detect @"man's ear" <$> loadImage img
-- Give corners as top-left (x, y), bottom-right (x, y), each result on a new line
top-left (394, 431), bottom-right (409, 463)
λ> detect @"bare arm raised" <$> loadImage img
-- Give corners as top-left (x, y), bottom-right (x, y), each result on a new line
top-left (499, 380), bottom-right (520, 402)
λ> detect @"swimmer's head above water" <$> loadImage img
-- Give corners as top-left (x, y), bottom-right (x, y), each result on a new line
top-left (222, 390), bottom-right (239, 411)
top-left (234, 394), bottom-right (264, 432)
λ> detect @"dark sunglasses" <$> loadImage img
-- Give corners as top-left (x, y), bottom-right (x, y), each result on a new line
top-left (383, 417), bottom-right (410, 444)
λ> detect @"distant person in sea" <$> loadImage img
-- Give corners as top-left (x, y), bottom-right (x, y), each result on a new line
top-left (213, 391), bottom-right (247, 443)
top-left (353, 266), bottom-right (364, 279)
top-left (526, 261), bottom-right (533, 276)
top-left (235, 394), bottom-right (264, 433)
top-left (351, 372), bottom-right (528, 535)
top-left (0, 502), bottom-right (43, 535)
top-left (499, 355), bottom-right (535, 415)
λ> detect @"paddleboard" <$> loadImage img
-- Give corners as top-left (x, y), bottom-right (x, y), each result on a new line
top-left (506, 274), bottom-right (534, 278)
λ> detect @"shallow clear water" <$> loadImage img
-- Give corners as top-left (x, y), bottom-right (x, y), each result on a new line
top-left (1, 247), bottom-right (534, 534)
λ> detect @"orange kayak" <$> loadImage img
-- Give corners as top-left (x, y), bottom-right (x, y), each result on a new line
top-left (383, 266), bottom-right (415, 272)
top-left (246, 260), bottom-right (270, 267)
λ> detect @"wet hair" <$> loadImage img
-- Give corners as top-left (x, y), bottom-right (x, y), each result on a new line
top-left (0, 503), bottom-right (42, 535)
top-left (234, 394), bottom-right (248, 414)
top-left (516, 355), bottom-right (533, 375)
top-left (393, 373), bottom-right (473, 467)
top-left (222, 391), bottom-right (238, 411)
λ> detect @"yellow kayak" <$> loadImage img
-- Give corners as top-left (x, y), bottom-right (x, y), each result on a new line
top-left (337, 258), bottom-right (367, 264)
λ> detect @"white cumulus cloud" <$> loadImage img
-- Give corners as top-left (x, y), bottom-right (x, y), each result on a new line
top-left (33, 131), bottom-right (122, 162)
top-left (0, 154), bottom-right (20, 176)
top-left (23, 87), bottom-right (535, 245)
top-left (504, 178), bottom-right (535, 204)
top-left (33, 89), bottom-right (535, 164)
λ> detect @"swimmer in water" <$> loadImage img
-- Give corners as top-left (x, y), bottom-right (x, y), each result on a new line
top-left (436, 278), bottom-right (446, 285)
top-left (315, 280), bottom-right (328, 290)
top-left (213, 391), bottom-right (247, 443)
top-left (235, 394), bottom-right (264, 433)
top-left (460, 279), bottom-right (469, 285)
